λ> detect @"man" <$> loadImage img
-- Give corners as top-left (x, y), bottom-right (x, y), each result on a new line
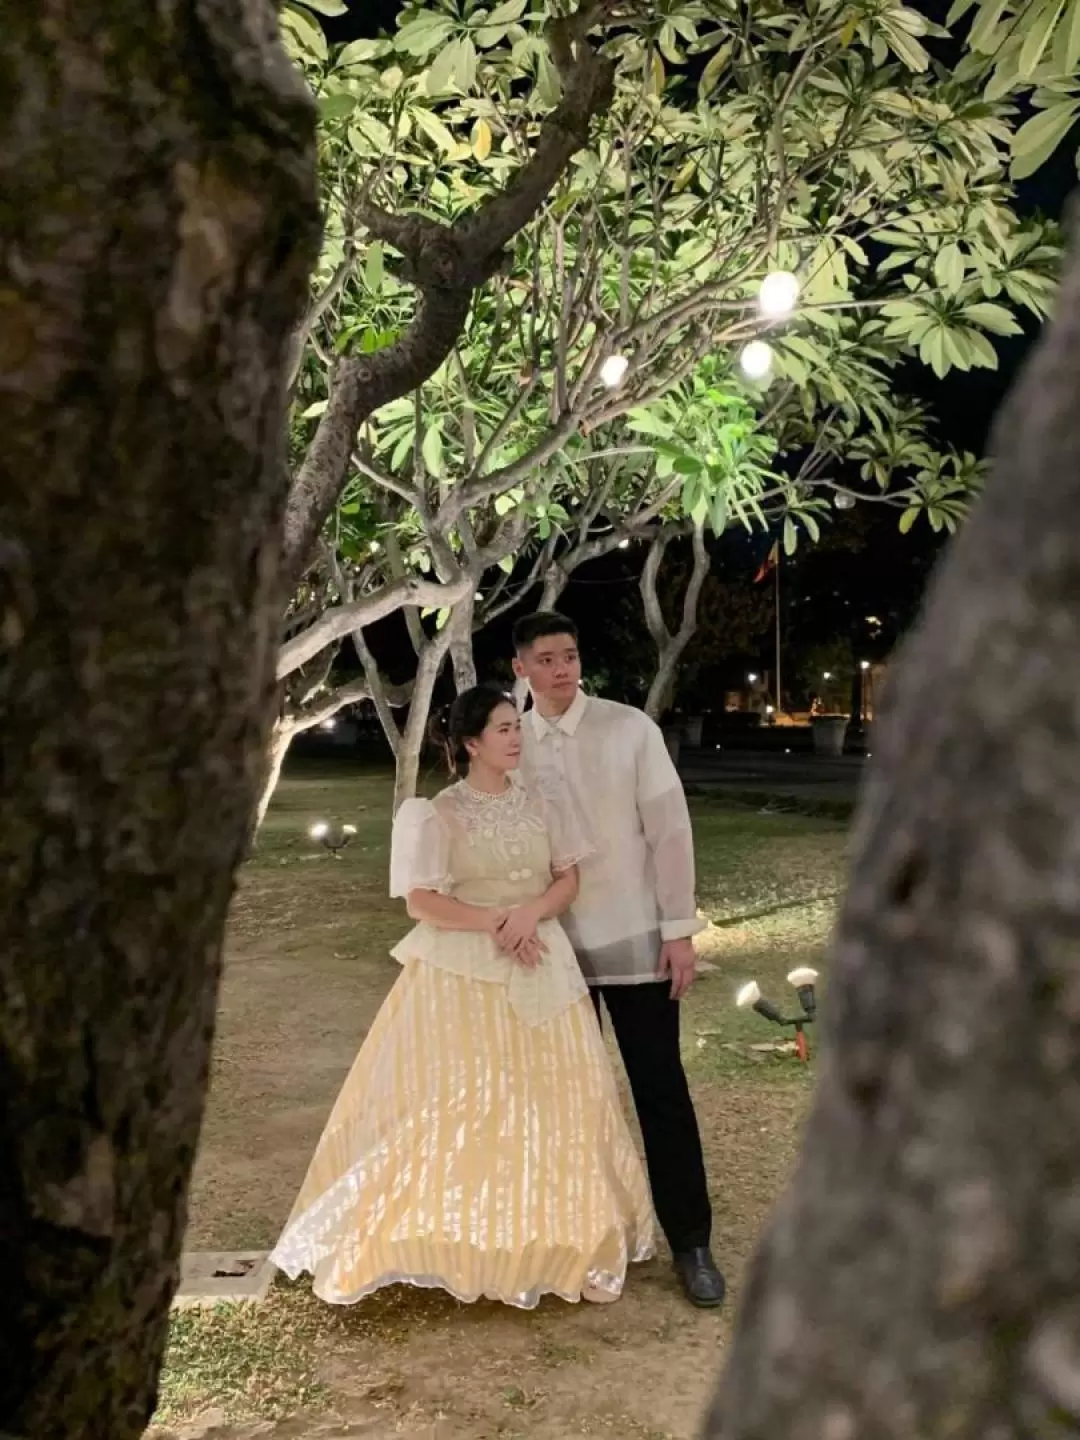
top-left (513, 611), bottom-right (725, 1308)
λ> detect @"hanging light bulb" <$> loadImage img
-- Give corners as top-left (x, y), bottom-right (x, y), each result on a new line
top-left (757, 270), bottom-right (800, 319)
top-left (600, 353), bottom-right (629, 388)
top-left (834, 491), bottom-right (855, 510)
top-left (740, 340), bottom-right (773, 380)
top-left (617, 538), bottom-right (630, 550)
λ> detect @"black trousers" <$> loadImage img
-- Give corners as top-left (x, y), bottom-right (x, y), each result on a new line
top-left (592, 981), bottom-right (712, 1253)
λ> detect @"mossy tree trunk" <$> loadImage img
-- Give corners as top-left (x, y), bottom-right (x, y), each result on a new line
top-left (0, 4), bottom-right (320, 1436)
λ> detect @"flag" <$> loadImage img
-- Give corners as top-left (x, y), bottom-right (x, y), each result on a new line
top-left (754, 541), bottom-right (779, 584)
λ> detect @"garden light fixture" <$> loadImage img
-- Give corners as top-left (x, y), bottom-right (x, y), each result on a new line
top-left (309, 821), bottom-right (358, 858)
top-left (735, 967), bottom-right (819, 1061)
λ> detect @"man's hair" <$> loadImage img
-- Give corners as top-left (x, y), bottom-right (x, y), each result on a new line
top-left (512, 610), bottom-right (579, 654)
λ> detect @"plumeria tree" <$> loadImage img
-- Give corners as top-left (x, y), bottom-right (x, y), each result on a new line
top-left (269, 0), bottom-right (1060, 812)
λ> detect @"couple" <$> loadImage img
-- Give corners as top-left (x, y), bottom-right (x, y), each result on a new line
top-left (271, 613), bottom-right (724, 1311)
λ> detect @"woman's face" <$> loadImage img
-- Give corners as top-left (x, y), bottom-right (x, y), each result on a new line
top-left (466, 702), bottom-right (522, 773)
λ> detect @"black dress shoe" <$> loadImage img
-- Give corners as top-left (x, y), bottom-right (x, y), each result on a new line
top-left (673, 1247), bottom-right (726, 1309)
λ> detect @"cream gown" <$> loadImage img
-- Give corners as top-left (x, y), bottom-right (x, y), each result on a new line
top-left (270, 777), bottom-right (655, 1309)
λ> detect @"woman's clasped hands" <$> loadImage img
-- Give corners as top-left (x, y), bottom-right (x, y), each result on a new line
top-left (487, 902), bottom-right (546, 968)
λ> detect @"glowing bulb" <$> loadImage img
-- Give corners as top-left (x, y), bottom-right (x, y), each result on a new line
top-left (369, 540), bottom-right (382, 554)
top-left (834, 491), bottom-right (855, 510)
top-left (309, 822), bottom-right (329, 840)
top-left (600, 354), bottom-right (629, 388)
top-left (747, 672), bottom-right (758, 684)
top-left (757, 269), bottom-right (800, 319)
top-left (823, 671), bottom-right (832, 680)
top-left (320, 718), bottom-right (337, 731)
top-left (740, 340), bottom-right (773, 380)
top-left (342, 824), bottom-right (358, 837)
top-left (787, 967), bottom-right (818, 988)
top-left (765, 704), bottom-right (775, 715)
top-left (736, 981), bottom-right (761, 1009)
top-left (860, 660), bottom-right (871, 671)
top-left (617, 538), bottom-right (630, 550)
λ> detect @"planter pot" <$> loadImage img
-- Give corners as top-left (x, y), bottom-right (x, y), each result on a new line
top-left (812, 715), bottom-right (849, 758)
top-left (663, 729), bottom-right (682, 766)
top-left (683, 716), bottom-right (704, 748)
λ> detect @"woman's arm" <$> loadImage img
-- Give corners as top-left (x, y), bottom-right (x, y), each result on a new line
top-left (406, 889), bottom-right (503, 935)
top-left (495, 867), bottom-right (579, 953)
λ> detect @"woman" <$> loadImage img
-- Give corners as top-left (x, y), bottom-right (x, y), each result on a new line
top-left (271, 684), bottom-right (655, 1309)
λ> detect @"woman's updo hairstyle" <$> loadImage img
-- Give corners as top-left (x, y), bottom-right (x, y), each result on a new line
top-left (429, 683), bottom-right (514, 776)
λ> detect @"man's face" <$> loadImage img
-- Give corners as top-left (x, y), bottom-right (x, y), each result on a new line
top-left (514, 632), bottom-right (582, 707)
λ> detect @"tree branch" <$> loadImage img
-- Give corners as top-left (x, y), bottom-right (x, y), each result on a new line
top-left (279, 5), bottom-right (618, 589)
top-left (276, 571), bottom-right (470, 677)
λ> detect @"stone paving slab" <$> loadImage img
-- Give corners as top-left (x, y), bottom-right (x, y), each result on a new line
top-left (173, 1251), bottom-right (275, 1309)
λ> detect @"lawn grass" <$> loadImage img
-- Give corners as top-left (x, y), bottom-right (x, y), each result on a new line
top-left (152, 759), bottom-right (848, 1440)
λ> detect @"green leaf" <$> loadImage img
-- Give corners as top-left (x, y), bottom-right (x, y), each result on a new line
top-left (934, 242), bottom-right (965, 293)
top-left (435, 607), bottom-right (451, 631)
top-left (1011, 99), bottom-right (1080, 179)
top-left (1018, 0), bottom-right (1069, 76)
top-left (1054, 0), bottom-right (1080, 72)
top-left (963, 301), bottom-right (1024, 335)
top-left (899, 507), bottom-right (920, 534)
top-left (422, 425), bottom-right (444, 477)
top-left (427, 39), bottom-right (459, 94)
top-left (396, 14), bottom-right (456, 57)
top-left (710, 490), bottom-right (729, 535)
top-left (300, 399), bottom-right (328, 419)
top-left (337, 37), bottom-right (391, 66)
top-left (363, 241), bottom-right (384, 295)
top-left (318, 92), bottom-right (358, 120)
top-left (280, 4), bottom-right (327, 61)
top-left (783, 515), bottom-right (798, 556)
top-left (970, 0), bottom-right (1011, 53)
top-left (698, 42), bottom-right (731, 99)
top-left (412, 106), bottom-right (459, 155)
top-left (498, 555), bottom-right (515, 573)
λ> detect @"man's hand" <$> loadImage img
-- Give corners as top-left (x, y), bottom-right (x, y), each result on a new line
top-left (659, 937), bottom-right (697, 1000)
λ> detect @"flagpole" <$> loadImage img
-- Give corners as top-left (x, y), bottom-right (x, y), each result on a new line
top-left (774, 547), bottom-right (782, 716)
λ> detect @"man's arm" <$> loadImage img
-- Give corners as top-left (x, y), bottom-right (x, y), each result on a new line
top-left (636, 718), bottom-right (704, 997)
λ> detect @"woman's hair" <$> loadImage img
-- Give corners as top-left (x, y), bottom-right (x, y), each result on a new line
top-left (430, 683), bottom-right (514, 775)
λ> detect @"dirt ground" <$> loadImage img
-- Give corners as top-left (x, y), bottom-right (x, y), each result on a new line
top-left (150, 766), bottom-right (845, 1440)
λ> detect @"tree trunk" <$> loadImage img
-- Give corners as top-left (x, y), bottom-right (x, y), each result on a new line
top-left (255, 718), bottom-right (298, 833)
top-left (641, 524), bottom-right (709, 722)
top-left (449, 594), bottom-right (478, 692)
top-left (705, 216), bottom-right (1080, 1438)
top-left (0, 7), bottom-right (319, 1437)
top-left (393, 629), bottom-right (453, 811)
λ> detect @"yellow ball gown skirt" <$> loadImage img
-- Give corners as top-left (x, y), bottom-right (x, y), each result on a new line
top-left (270, 783), bottom-right (656, 1309)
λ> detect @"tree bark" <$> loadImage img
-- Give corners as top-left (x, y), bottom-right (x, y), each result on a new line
top-left (641, 524), bottom-right (709, 721)
top-left (705, 213), bottom-right (1080, 1439)
top-left (0, 6), bottom-right (319, 1436)
top-left (449, 595), bottom-right (479, 692)
top-left (393, 629), bottom-right (453, 811)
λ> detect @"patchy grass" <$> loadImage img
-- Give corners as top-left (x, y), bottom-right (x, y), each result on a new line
top-left (154, 762), bottom-right (848, 1440)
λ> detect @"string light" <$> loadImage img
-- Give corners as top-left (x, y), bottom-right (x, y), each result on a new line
top-left (740, 340), bottom-right (773, 380)
top-left (757, 270), bottom-right (800, 319)
top-left (600, 354), bottom-right (629, 388)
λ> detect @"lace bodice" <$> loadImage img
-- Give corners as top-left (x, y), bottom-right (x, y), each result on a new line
top-left (390, 779), bottom-right (588, 908)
